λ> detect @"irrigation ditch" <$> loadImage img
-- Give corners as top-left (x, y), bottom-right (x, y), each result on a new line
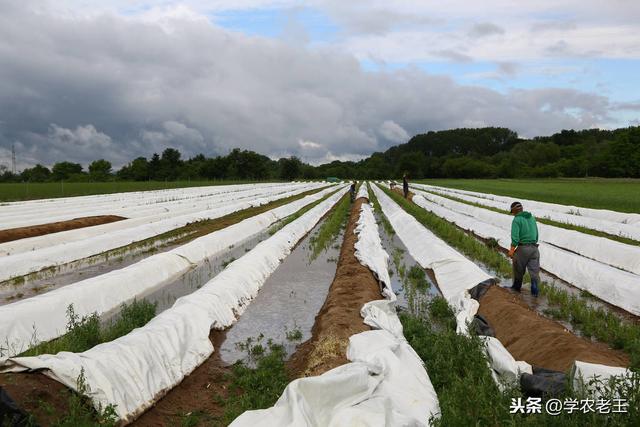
top-left (0, 187), bottom-right (326, 305)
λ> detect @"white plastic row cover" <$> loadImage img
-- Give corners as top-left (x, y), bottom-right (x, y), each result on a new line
top-left (0, 185), bottom-right (339, 358)
top-left (0, 183), bottom-right (324, 257)
top-left (231, 184), bottom-right (441, 426)
top-left (0, 183), bottom-right (326, 281)
top-left (411, 189), bottom-right (640, 316)
top-left (413, 187), bottom-right (640, 275)
top-left (1, 186), bottom-right (349, 422)
top-left (0, 182), bottom-right (291, 230)
top-left (414, 184), bottom-right (640, 241)
top-left (370, 184), bottom-right (534, 386)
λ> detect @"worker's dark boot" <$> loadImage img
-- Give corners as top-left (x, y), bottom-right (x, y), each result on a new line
top-left (531, 279), bottom-right (539, 297)
top-left (510, 278), bottom-right (522, 292)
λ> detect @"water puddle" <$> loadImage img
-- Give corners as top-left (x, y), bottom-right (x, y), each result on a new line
top-left (373, 211), bottom-right (440, 318)
top-left (0, 234), bottom-right (190, 306)
top-left (141, 231), bottom-right (269, 313)
top-left (219, 218), bottom-right (342, 365)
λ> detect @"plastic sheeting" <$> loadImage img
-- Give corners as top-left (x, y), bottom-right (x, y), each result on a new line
top-left (0, 183), bottom-right (326, 281)
top-left (0, 183), bottom-right (290, 230)
top-left (416, 184), bottom-right (640, 226)
top-left (413, 184), bottom-right (640, 241)
top-left (371, 185), bottom-right (533, 387)
top-left (0, 186), bottom-right (340, 358)
top-left (231, 189), bottom-right (440, 426)
top-left (412, 188), bottom-right (640, 275)
top-left (410, 189), bottom-right (640, 316)
top-left (571, 361), bottom-right (633, 398)
top-left (1, 187), bottom-right (349, 422)
top-left (0, 183), bottom-right (320, 256)
top-left (355, 182), bottom-right (369, 201)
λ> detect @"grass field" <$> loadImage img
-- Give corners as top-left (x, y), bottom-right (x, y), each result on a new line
top-left (0, 180), bottom-right (281, 202)
top-left (417, 178), bottom-right (640, 213)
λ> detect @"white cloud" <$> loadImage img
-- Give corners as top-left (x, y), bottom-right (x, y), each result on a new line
top-left (379, 120), bottom-right (409, 143)
top-left (0, 1), bottom-right (628, 168)
top-left (298, 139), bottom-right (323, 149)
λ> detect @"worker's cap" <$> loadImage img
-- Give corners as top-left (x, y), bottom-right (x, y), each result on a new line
top-left (510, 201), bottom-right (523, 213)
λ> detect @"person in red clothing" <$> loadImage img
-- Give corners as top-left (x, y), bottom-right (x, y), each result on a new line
top-left (508, 201), bottom-right (540, 296)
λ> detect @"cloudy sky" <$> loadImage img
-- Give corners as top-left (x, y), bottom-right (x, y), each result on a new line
top-left (1, 0), bottom-right (639, 169)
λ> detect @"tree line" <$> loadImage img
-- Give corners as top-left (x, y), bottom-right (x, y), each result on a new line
top-left (1, 126), bottom-right (639, 182)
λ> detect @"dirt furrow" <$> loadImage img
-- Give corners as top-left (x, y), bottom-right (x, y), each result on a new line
top-left (287, 196), bottom-right (383, 378)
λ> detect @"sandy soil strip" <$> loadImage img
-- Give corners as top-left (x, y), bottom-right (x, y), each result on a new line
top-left (478, 285), bottom-right (629, 372)
top-left (0, 215), bottom-right (126, 244)
top-left (287, 197), bottom-right (383, 378)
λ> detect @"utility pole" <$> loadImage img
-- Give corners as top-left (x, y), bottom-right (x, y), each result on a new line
top-left (11, 143), bottom-right (16, 174)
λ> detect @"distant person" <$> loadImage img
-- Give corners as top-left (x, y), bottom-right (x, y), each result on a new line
top-left (402, 174), bottom-right (409, 199)
top-left (390, 181), bottom-right (396, 190)
top-left (350, 181), bottom-right (357, 202)
top-left (508, 201), bottom-right (540, 296)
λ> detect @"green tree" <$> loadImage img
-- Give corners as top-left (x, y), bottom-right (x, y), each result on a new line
top-left (52, 161), bottom-right (83, 180)
top-left (21, 164), bottom-right (51, 182)
top-left (88, 159), bottom-right (112, 181)
top-left (279, 156), bottom-right (302, 180)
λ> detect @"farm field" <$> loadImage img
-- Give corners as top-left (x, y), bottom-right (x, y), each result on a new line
top-left (417, 178), bottom-right (640, 213)
top-left (0, 181), bottom-right (638, 426)
top-left (0, 180), bottom-right (280, 202)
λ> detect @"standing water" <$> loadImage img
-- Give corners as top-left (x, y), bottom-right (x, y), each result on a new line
top-left (219, 218), bottom-right (342, 364)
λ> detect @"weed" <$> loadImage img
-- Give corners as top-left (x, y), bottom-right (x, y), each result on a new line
top-left (309, 193), bottom-right (350, 260)
top-left (381, 184), bottom-right (640, 364)
top-left (22, 300), bottom-right (156, 356)
top-left (401, 308), bottom-right (640, 426)
top-left (269, 188), bottom-right (340, 235)
top-left (51, 368), bottom-right (118, 427)
top-left (423, 187), bottom-right (639, 247)
top-left (217, 341), bottom-right (289, 425)
top-left (285, 326), bottom-right (303, 342)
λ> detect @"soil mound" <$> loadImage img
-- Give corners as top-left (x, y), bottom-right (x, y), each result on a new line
top-left (287, 197), bottom-right (383, 377)
top-left (0, 215), bottom-right (126, 244)
top-left (478, 285), bottom-right (629, 372)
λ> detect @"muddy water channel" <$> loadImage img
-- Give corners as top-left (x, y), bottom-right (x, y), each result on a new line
top-left (373, 211), bottom-right (440, 317)
top-left (0, 234), bottom-right (191, 306)
top-left (219, 219), bottom-right (342, 365)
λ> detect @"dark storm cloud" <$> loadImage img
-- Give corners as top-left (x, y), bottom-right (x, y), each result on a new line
top-left (0, 2), bottom-right (617, 169)
top-left (468, 22), bottom-right (505, 38)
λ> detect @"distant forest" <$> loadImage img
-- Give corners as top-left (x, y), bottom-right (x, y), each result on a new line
top-left (2, 126), bottom-right (639, 182)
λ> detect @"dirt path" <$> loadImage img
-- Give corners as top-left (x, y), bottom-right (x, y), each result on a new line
top-left (287, 197), bottom-right (383, 378)
top-left (391, 186), bottom-right (414, 201)
top-left (478, 285), bottom-right (629, 372)
top-left (132, 331), bottom-right (231, 426)
top-left (0, 215), bottom-right (126, 244)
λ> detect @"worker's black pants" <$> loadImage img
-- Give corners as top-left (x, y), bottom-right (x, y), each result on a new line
top-left (512, 244), bottom-right (540, 295)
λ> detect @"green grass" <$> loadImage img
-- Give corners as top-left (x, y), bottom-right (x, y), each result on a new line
top-left (417, 178), bottom-right (640, 213)
top-left (216, 341), bottom-right (290, 425)
top-left (367, 182), bottom-right (395, 235)
top-left (49, 369), bottom-right (118, 427)
top-left (0, 180), bottom-right (288, 202)
top-left (379, 185), bottom-right (640, 368)
top-left (309, 193), bottom-right (351, 260)
top-left (268, 188), bottom-right (341, 235)
top-left (401, 306), bottom-right (640, 426)
top-left (420, 189), bottom-right (639, 246)
top-left (21, 300), bottom-right (156, 356)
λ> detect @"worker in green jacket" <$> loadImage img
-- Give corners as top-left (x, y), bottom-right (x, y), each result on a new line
top-left (508, 201), bottom-right (540, 296)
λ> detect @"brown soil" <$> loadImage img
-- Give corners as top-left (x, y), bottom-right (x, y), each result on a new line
top-left (391, 186), bottom-right (414, 201)
top-left (0, 370), bottom-right (72, 426)
top-left (0, 189), bottom-right (372, 426)
top-left (478, 285), bottom-right (630, 372)
top-left (132, 331), bottom-right (231, 426)
top-left (0, 215), bottom-right (126, 244)
top-left (287, 197), bottom-right (384, 378)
